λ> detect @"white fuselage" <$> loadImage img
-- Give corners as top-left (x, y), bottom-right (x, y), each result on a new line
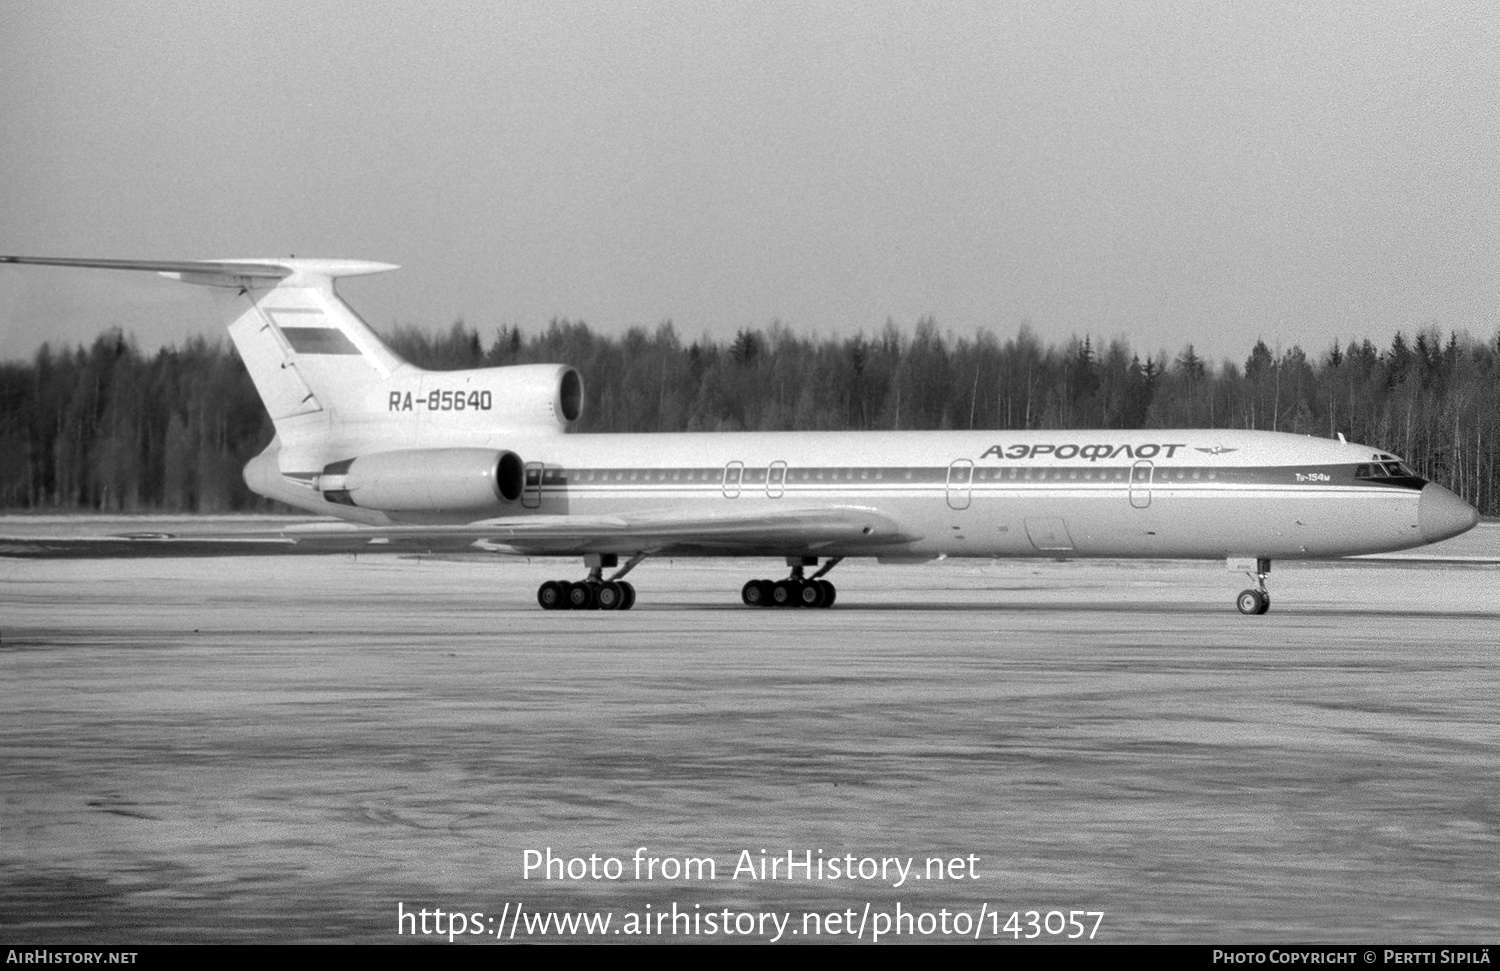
top-left (252, 426), bottom-right (1468, 561)
top-left (4, 255), bottom-right (1473, 572)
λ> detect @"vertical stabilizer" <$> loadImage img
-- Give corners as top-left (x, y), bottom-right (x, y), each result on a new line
top-left (1, 254), bottom-right (408, 481)
top-left (211, 262), bottom-right (409, 434)
top-left (1, 255), bottom-right (406, 437)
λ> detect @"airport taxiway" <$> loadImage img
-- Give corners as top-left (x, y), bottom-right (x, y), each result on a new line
top-left (2, 531), bottom-right (1498, 943)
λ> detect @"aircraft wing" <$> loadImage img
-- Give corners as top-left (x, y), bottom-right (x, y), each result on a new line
top-left (264, 504), bottom-right (917, 556)
top-left (0, 506), bottom-right (918, 559)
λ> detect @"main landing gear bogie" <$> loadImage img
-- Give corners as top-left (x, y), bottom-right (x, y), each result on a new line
top-left (537, 553), bottom-right (642, 611)
top-left (742, 577), bottom-right (837, 609)
top-left (537, 578), bottom-right (637, 611)
top-left (743, 556), bottom-right (842, 609)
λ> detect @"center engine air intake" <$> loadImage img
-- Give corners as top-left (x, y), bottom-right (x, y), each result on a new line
top-left (419, 364), bottom-right (582, 430)
top-left (317, 449), bottom-right (524, 511)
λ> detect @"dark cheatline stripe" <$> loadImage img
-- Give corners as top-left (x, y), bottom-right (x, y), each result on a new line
top-left (281, 326), bottom-right (361, 355)
top-left (527, 464), bottom-right (1427, 491)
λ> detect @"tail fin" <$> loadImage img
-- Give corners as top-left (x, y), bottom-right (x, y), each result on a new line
top-left (4, 255), bottom-right (583, 517)
top-left (208, 260), bottom-right (407, 431)
top-left (1, 256), bottom-right (405, 433)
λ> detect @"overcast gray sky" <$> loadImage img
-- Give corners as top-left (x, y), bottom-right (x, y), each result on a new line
top-left (2, 0), bottom-right (1497, 366)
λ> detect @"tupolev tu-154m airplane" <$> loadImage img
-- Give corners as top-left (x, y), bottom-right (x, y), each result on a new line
top-left (2, 255), bottom-right (1481, 614)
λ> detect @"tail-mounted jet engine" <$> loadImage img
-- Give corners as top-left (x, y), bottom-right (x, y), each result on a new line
top-left (506, 364), bottom-right (582, 428)
top-left (387, 366), bottom-right (579, 432)
top-left (398, 364), bottom-right (583, 430)
top-left (316, 448), bottom-right (524, 511)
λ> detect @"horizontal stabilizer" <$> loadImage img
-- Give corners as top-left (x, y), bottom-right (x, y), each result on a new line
top-left (2, 255), bottom-right (289, 278)
top-left (0, 256), bottom-right (399, 288)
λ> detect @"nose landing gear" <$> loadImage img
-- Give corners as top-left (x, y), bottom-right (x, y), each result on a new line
top-left (1235, 558), bottom-right (1272, 615)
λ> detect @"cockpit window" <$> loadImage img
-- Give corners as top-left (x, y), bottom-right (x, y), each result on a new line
top-left (1356, 461), bottom-right (1419, 481)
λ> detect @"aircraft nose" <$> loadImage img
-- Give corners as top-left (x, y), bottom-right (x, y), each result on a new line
top-left (1419, 482), bottom-right (1479, 544)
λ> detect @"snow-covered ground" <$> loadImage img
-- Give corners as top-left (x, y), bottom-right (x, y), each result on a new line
top-left (3, 545), bottom-right (1497, 942)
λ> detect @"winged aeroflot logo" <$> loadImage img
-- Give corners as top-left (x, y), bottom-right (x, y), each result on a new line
top-left (1195, 446), bottom-right (1239, 455)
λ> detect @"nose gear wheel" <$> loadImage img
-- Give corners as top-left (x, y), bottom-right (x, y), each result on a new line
top-left (1235, 558), bottom-right (1272, 615)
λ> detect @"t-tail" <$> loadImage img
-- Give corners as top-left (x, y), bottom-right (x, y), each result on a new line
top-left (1, 257), bottom-right (582, 518)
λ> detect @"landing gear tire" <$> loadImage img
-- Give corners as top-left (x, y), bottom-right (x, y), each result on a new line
top-left (771, 580), bottom-right (799, 607)
top-left (815, 579), bottom-right (836, 608)
top-left (538, 580), bottom-right (565, 610)
top-left (589, 580), bottom-right (636, 611)
top-left (567, 582), bottom-right (597, 610)
top-left (742, 580), bottom-right (769, 607)
top-left (596, 582), bottom-right (623, 610)
top-left (797, 580), bottom-right (825, 608)
top-left (1237, 589), bottom-right (1270, 615)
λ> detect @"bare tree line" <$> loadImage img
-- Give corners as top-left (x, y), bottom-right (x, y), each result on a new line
top-left (2, 319), bottom-right (1497, 514)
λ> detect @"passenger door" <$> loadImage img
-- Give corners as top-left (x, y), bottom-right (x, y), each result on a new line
top-left (1130, 460), bottom-right (1153, 509)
